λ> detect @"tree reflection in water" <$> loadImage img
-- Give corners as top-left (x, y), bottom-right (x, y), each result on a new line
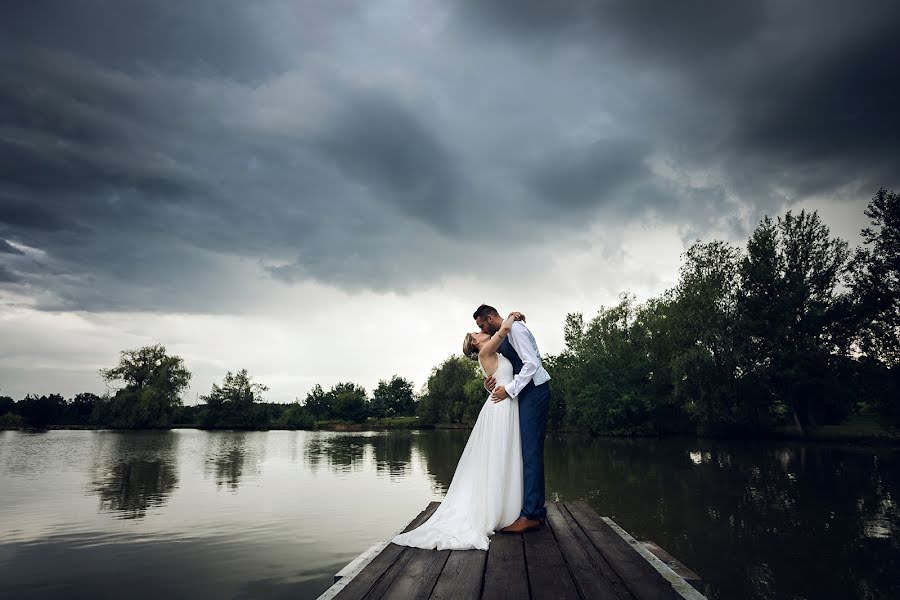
top-left (204, 431), bottom-right (264, 491)
top-left (302, 430), bottom-right (468, 489)
top-left (543, 435), bottom-right (900, 600)
top-left (302, 430), bottom-right (900, 599)
top-left (88, 431), bottom-right (179, 519)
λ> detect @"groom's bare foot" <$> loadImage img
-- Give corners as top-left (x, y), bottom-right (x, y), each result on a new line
top-left (499, 517), bottom-right (542, 534)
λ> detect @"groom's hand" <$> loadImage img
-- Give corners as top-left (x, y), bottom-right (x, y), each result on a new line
top-left (484, 375), bottom-right (496, 392)
top-left (491, 386), bottom-right (509, 402)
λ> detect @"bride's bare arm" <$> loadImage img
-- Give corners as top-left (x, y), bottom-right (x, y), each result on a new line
top-left (479, 312), bottom-right (524, 357)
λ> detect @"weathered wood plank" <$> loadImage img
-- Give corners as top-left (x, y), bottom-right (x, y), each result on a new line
top-left (429, 550), bottom-right (486, 600)
top-left (366, 547), bottom-right (450, 600)
top-left (523, 520), bottom-right (580, 600)
top-left (334, 502), bottom-right (440, 600)
top-left (565, 502), bottom-right (682, 600)
top-left (482, 533), bottom-right (530, 600)
top-left (547, 502), bottom-right (633, 600)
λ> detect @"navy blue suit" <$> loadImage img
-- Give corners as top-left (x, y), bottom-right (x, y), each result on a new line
top-left (499, 336), bottom-right (551, 521)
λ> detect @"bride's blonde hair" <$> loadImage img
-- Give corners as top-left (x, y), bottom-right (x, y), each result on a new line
top-left (462, 333), bottom-right (480, 361)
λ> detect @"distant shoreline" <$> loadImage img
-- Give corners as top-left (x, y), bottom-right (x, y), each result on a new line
top-left (4, 421), bottom-right (898, 444)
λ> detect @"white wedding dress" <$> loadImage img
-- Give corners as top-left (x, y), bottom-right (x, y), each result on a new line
top-left (392, 353), bottom-right (523, 551)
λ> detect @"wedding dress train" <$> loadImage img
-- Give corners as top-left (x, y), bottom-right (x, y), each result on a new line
top-left (391, 353), bottom-right (523, 550)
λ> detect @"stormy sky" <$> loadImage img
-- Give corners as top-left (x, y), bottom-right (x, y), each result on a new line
top-left (1, 1), bottom-right (898, 403)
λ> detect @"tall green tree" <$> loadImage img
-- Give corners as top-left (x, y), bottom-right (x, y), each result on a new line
top-left (550, 295), bottom-right (657, 434)
top-left (328, 382), bottom-right (369, 423)
top-left (669, 241), bottom-right (742, 431)
top-left (849, 188), bottom-right (900, 424)
top-left (737, 211), bottom-right (851, 431)
top-left (371, 375), bottom-right (416, 418)
top-left (98, 344), bottom-right (190, 428)
top-left (850, 188), bottom-right (900, 366)
top-left (202, 369), bottom-right (269, 427)
top-left (302, 384), bottom-right (332, 420)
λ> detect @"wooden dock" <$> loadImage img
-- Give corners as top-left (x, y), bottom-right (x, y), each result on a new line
top-left (318, 501), bottom-right (707, 600)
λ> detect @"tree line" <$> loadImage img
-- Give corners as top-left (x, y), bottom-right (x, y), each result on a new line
top-left (2, 189), bottom-right (897, 436)
top-left (0, 345), bottom-right (416, 430)
top-left (418, 189), bottom-right (899, 435)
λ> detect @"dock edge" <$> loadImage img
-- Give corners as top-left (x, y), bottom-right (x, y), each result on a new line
top-left (316, 541), bottom-right (389, 600)
top-left (601, 517), bottom-right (708, 600)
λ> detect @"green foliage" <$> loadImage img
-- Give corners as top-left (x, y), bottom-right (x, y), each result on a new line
top-left (329, 382), bottom-right (369, 423)
top-left (99, 344), bottom-right (191, 428)
top-left (302, 384), bottom-right (332, 420)
top-left (202, 369), bottom-right (269, 428)
top-left (371, 376), bottom-right (416, 418)
top-left (735, 211), bottom-right (851, 431)
top-left (276, 401), bottom-right (317, 428)
top-left (417, 356), bottom-right (481, 425)
top-left (545, 202), bottom-right (873, 436)
top-left (550, 296), bottom-right (658, 434)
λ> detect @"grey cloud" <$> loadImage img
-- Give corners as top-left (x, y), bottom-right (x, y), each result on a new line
top-left (528, 139), bottom-right (651, 210)
top-left (458, 0), bottom-right (765, 66)
top-left (2, 1), bottom-right (287, 82)
top-left (456, 0), bottom-right (900, 202)
top-left (0, 265), bottom-right (22, 283)
top-left (1, 0), bottom-right (897, 313)
top-left (312, 90), bottom-right (465, 233)
top-left (0, 240), bottom-right (23, 255)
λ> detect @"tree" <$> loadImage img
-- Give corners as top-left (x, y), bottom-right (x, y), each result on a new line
top-left (850, 188), bottom-right (900, 366)
top-left (0, 390), bottom-right (14, 416)
top-left (669, 241), bottom-right (743, 431)
top-left (371, 376), bottom-right (416, 418)
top-left (849, 188), bottom-right (900, 424)
top-left (417, 356), bottom-right (481, 425)
top-left (68, 392), bottom-right (100, 425)
top-left (202, 369), bottom-right (269, 427)
top-left (17, 393), bottom-right (66, 428)
top-left (276, 401), bottom-right (316, 428)
top-left (302, 384), bottom-right (332, 421)
top-left (329, 382), bottom-right (368, 423)
top-left (736, 211), bottom-right (851, 431)
top-left (550, 296), bottom-right (657, 434)
top-left (99, 344), bottom-right (191, 428)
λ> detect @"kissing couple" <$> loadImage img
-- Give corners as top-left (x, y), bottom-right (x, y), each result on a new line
top-left (392, 304), bottom-right (552, 550)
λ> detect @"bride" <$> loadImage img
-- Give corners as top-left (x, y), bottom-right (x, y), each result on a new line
top-left (391, 312), bottom-right (525, 551)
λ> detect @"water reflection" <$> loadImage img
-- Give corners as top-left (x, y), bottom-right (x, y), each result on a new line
top-left (542, 436), bottom-right (900, 600)
top-left (299, 430), bottom-right (900, 599)
top-left (2, 429), bottom-right (898, 599)
top-left (204, 432), bottom-right (265, 491)
top-left (87, 432), bottom-right (179, 519)
top-left (302, 431), bottom-right (468, 489)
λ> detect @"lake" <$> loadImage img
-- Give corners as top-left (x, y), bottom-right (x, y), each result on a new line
top-left (0, 429), bottom-right (897, 599)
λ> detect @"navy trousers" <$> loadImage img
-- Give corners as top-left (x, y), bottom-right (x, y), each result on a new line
top-left (518, 381), bottom-right (550, 520)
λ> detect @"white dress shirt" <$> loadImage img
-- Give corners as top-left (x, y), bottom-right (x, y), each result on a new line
top-left (504, 321), bottom-right (551, 398)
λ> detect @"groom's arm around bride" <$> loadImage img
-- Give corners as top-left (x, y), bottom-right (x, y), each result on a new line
top-left (473, 303), bottom-right (552, 528)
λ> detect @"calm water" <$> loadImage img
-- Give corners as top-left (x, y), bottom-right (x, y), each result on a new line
top-left (0, 429), bottom-right (898, 600)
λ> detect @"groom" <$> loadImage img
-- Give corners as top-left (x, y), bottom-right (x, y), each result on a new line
top-left (474, 304), bottom-right (552, 533)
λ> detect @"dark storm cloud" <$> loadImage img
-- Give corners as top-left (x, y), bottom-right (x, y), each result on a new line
top-left (458, 0), bottom-right (900, 199)
top-left (1, 0), bottom-right (898, 312)
top-left (529, 139), bottom-right (651, 210)
top-left (2, 1), bottom-right (287, 81)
